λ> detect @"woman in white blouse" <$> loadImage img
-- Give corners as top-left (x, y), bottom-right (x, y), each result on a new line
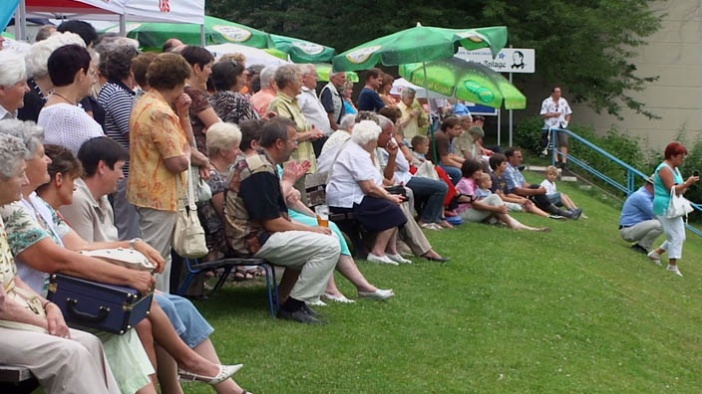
top-left (325, 120), bottom-right (409, 265)
top-left (39, 44), bottom-right (104, 154)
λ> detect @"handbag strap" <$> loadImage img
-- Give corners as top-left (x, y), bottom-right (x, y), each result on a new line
top-left (186, 162), bottom-right (197, 210)
top-left (177, 161), bottom-right (197, 211)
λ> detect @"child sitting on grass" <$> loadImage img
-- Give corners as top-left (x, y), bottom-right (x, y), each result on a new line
top-left (540, 165), bottom-right (585, 218)
top-left (456, 159), bottom-right (549, 231)
top-left (476, 172), bottom-right (523, 212)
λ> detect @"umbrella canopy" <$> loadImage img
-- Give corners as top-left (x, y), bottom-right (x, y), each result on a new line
top-left (106, 16), bottom-right (274, 51)
top-left (390, 78), bottom-right (448, 99)
top-left (332, 23), bottom-right (507, 72)
top-left (271, 34), bottom-right (335, 63)
top-left (399, 57), bottom-right (526, 110)
top-left (206, 43), bottom-right (288, 68)
top-left (314, 63), bottom-right (359, 83)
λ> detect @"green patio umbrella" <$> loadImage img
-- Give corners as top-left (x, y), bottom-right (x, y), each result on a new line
top-left (332, 23), bottom-right (507, 71)
top-left (271, 34), bottom-right (335, 63)
top-left (315, 63), bottom-right (359, 83)
top-left (105, 16), bottom-right (274, 51)
top-left (399, 57), bottom-right (526, 110)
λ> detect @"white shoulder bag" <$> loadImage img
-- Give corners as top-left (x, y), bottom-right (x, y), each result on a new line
top-left (173, 163), bottom-right (209, 258)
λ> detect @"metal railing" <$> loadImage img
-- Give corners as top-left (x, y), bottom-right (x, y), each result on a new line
top-left (547, 127), bottom-right (702, 237)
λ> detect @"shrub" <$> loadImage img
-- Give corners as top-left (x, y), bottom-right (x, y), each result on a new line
top-left (676, 140), bottom-right (702, 221)
top-left (514, 116), bottom-right (658, 196)
top-left (513, 116), bottom-right (544, 154)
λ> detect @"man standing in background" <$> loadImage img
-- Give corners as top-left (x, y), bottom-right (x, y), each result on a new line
top-left (540, 87), bottom-right (572, 169)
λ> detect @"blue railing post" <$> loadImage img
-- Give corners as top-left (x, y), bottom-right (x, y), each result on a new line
top-left (548, 127), bottom-right (702, 237)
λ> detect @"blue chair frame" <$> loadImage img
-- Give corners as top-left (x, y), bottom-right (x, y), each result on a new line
top-left (177, 256), bottom-right (279, 317)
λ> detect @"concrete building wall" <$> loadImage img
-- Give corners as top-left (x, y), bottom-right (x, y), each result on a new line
top-left (569, 0), bottom-right (702, 151)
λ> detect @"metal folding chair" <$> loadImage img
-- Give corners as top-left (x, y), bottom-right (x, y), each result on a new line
top-left (177, 256), bottom-right (280, 317)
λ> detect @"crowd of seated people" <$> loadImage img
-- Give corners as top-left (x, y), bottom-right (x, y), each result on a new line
top-left (0, 19), bottom-right (591, 392)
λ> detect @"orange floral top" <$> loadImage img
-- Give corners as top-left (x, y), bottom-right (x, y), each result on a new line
top-left (127, 90), bottom-right (187, 212)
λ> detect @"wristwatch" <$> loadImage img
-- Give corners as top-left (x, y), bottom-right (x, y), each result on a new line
top-left (129, 238), bottom-right (142, 250)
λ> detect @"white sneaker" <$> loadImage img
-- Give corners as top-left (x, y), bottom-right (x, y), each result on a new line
top-left (306, 298), bottom-right (327, 307)
top-left (647, 251), bottom-right (662, 266)
top-left (387, 253), bottom-right (412, 264)
top-left (666, 264), bottom-right (683, 277)
top-left (323, 293), bottom-right (356, 304)
top-left (366, 253), bottom-right (399, 265)
top-left (358, 288), bottom-right (395, 300)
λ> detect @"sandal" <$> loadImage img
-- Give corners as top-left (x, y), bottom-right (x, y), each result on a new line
top-left (233, 271), bottom-right (247, 282)
top-left (178, 364), bottom-right (243, 385)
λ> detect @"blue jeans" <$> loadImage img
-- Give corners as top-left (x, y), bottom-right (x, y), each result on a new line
top-left (407, 176), bottom-right (448, 223)
top-left (155, 293), bottom-right (214, 348)
top-left (439, 165), bottom-right (462, 185)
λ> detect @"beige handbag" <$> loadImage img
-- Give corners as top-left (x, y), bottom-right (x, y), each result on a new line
top-left (80, 248), bottom-right (155, 272)
top-left (173, 163), bottom-right (209, 259)
top-left (0, 279), bottom-right (48, 333)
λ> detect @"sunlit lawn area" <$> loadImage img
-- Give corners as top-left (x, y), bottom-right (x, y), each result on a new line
top-left (184, 175), bottom-right (702, 393)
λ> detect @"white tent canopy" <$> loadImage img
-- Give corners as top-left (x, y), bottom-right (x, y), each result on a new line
top-left (206, 43), bottom-right (289, 68)
top-left (15, 0), bottom-right (205, 41)
top-left (390, 78), bottom-right (449, 99)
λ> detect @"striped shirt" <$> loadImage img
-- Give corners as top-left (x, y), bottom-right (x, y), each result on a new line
top-left (98, 81), bottom-right (134, 174)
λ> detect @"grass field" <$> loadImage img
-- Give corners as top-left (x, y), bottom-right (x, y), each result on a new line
top-left (184, 174), bottom-right (702, 394)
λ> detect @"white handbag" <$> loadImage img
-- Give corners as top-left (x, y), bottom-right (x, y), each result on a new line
top-left (191, 166), bottom-right (212, 203)
top-left (173, 163), bottom-right (209, 259)
top-left (666, 188), bottom-right (694, 219)
top-left (80, 248), bottom-right (155, 272)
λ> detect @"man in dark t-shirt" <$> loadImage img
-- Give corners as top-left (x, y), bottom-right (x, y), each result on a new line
top-left (225, 118), bottom-right (339, 324)
top-left (357, 68), bottom-right (385, 112)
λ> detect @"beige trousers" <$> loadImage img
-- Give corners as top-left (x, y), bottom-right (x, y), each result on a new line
top-left (255, 230), bottom-right (339, 302)
top-left (0, 327), bottom-right (120, 394)
top-left (398, 202), bottom-right (432, 256)
top-left (138, 207), bottom-right (177, 293)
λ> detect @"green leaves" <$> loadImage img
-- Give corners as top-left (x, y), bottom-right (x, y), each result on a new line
top-left (207, 0), bottom-right (662, 119)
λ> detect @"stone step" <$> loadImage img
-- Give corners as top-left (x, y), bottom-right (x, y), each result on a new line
top-left (525, 165), bottom-right (578, 182)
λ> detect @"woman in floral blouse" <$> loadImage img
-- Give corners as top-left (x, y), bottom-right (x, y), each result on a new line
top-left (209, 60), bottom-right (258, 125)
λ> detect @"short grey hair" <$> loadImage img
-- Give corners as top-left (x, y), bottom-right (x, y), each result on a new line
top-left (351, 120), bottom-right (381, 146)
top-left (340, 114), bottom-right (356, 132)
top-left (206, 122), bottom-right (242, 157)
top-left (93, 36), bottom-right (139, 60)
top-left (259, 65), bottom-right (277, 88)
top-left (274, 64), bottom-right (301, 90)
top-left (300, 63), bottom-right (316, 75)
top-left (0, 134), bottom-right (28, 181)
top-left (0, 51), bottom-right (27, 87)
top-left (401, 88), bottom-right (416, 99)
top-left (377, 115), bottom-right (394, 132)
top-left (25, 32), bottom-right (85, 78)
top-left (0, 119), bottom-right (45, 159)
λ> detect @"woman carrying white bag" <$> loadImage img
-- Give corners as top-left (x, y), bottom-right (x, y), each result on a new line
top-left (647, 142), bottom-right (699, 276)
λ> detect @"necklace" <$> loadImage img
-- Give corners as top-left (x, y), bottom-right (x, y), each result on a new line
top-left (52, 92), bottom-right (76, 105)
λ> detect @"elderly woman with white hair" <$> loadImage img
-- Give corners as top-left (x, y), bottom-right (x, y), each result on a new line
top-left (250, 65), bottom-right (278, 116)
top-left (18, 32), bottom-right (85, 122)
top-left (199, 122), bottom-right (243, 264)
top-left (0, 50), bottom-right (30, 120)
top-left (320, 113), bottom-right (355, 156)
top-left (326, 120), bottom-right (408, 265)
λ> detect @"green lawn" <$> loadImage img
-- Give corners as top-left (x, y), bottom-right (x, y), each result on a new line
top-left (185, 175), bottom-right (702, 394)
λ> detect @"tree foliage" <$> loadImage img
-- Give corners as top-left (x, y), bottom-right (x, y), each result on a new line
top-left (207, 0), bottom-right (662, 119)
